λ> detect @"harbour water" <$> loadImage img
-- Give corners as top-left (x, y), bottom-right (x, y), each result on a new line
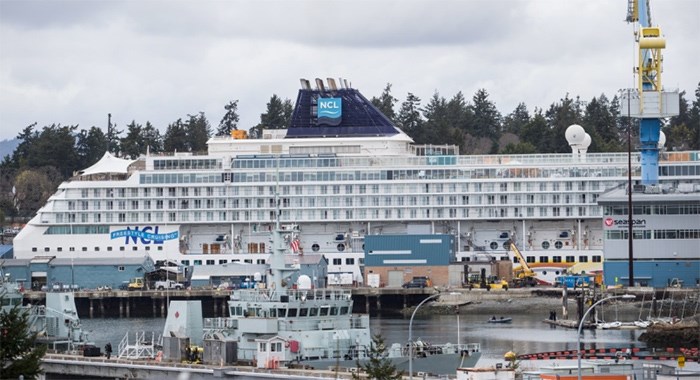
top-left (80, 308), bottom-right (646, 367)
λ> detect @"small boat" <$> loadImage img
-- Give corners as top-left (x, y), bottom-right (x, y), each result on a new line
top-left (488, 316), bottom-right (512, 323)
top-left (596, 321), bottom-right (622, 329)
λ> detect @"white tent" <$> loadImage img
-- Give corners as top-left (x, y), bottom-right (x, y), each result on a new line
top-left (79, 152), bottom-right (135, 176)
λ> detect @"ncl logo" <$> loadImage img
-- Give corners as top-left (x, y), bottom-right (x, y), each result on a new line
top-left (110, 226), bottom-right (179, 245)
top-left (317, 97), bottom-right (342, 126)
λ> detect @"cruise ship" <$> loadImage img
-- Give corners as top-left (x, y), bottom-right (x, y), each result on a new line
top-left (12, 78), bottom-right (700, 285)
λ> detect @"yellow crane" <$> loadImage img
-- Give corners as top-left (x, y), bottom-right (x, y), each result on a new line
top-left (507, 240), bottom-right (538, 287)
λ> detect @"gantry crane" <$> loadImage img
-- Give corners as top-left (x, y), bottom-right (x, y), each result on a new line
top-left (622, 0), bottom-right (679, 186)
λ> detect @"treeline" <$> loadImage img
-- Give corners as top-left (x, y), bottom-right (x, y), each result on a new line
top-left (0, 83), bottom-right (698, 222)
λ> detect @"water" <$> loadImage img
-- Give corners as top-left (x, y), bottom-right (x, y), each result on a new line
top-left (80, 309), bottom-right (646, 366)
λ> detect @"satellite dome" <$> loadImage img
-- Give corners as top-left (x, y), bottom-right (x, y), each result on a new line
top-left (253, 272), bottom-right (262, 282)
top-left (297, 275), bottom-right (312, 290)
top-left (658, 131), bottom-right (666, 148)
top-left (582, 133), bottom-right (591, 148)
top-left (565, 124), bottom-right (586, 145)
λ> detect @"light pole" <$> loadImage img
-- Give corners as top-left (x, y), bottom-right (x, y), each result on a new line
top-left (408, 291), bottom-right (441, 380)
top-left (577, 294), bottom-right (635, 380)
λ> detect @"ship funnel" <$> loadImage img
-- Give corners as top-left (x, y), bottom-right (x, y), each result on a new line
top-left (338, 77), bottom-right (345, 89)
top-left (327, 78), bottom-right (338, 91)
top-left (300, 78), bottom-right (311, 90)
top-left (315, 78), bottom-right (325, 92)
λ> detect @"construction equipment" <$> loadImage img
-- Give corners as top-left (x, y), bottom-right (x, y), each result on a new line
top-left (127, 277), bottom-right (144, 291)
top-left (507, 240), bottom-right (538, 287)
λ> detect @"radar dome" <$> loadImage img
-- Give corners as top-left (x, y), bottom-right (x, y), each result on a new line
top-left (297, 275), bottom-right (312, 290)
top-left (658, 131), bottom-right (666, 148)
top-left (565, 124), bottom-right (585, 145)
top-left (253, 272), bottom-right (262, 282)
top-left (582, 133), bottom-right (591, 148)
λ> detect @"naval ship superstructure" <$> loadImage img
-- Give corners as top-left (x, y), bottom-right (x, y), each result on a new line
top-left (12, 78), bottom-right (700, 284)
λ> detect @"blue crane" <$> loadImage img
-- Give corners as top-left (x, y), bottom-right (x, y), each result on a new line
top-left (623, 0), bottom-right (679, 186)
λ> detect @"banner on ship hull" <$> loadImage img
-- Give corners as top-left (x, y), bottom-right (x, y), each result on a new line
top-left (110, 226), bottom-right (178, 245)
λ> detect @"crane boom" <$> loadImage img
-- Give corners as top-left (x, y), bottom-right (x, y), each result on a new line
top-left (507, 240), bottom-right (537, 287)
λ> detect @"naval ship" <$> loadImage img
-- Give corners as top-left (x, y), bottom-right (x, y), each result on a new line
top-left (12, 77), bottom-right (700, 285)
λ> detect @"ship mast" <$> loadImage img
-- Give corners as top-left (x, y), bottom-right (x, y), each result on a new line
top-left (266, 156), bottom-right (298, 292)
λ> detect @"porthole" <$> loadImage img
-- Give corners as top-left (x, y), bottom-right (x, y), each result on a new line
top-left (541, 241), bottom-right (550, 249)
top-left (503, 241), bottom-right (511, 250)
top-left (337, 243), bottom-right (345, 252)
top-left (311, 243), bottom-right (320, 252)
top-left (490, 242), bottom-right (498, 250)
top-left (554, 241), bottom-right (563, 249)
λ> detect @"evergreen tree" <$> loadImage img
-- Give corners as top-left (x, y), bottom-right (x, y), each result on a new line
top-left (544, 95), bottom-right (584, 153)
top-left (75, 126), bottom-right (109, 168)
top-left (470, 88), bottom-right (502, 139)
top-left (371, 83), bottom-right (398, 121)
top-left (582, 95), bottom-right (621, 152)
top-left (163, 118), bottom-right (188, 152)
top-left (352, 335), bottom-right (402, 380)
top-left (689, 83), bottom-right (700, 149)
top-left (503, 103), bottom-right (530, 134)
top-left (106, 114), bottom-right (123, 155)
top-left (142, 121), bottom-right (163, 154)
top-left (422, 92), bottom-right (451, 145)
top-left (185, 112), bottom-right (211, 152)
top-left (251, 95), bottom-right (292, 138)
top-left (217, 100), bottom-right (240, 136)
top-left (120, 121), bottom-right (144, 159)
top-left (519, 109), bottom-right (550, 152)
top-left (396, 93), bottom-right (424, 139)
top-left (0, 293), bottom-right (47, 379)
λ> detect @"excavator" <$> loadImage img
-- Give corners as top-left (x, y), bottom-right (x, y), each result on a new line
top-left (507, 240), bottom-right (538, 287)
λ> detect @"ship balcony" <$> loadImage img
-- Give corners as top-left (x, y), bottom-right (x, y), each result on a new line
top-left (204, 317), bottom-right (237, 330)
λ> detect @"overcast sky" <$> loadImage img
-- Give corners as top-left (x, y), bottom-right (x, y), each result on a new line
top-left (1, 0), bottom-right (698, 142)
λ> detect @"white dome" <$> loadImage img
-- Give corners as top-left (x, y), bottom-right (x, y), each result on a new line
top-left (658, 131), bottom-right (666, 148)
top-left (582, 133), bottom-right (592, 148)
top-left (297, 275), bottom-right (312, 290)
top-left (253, 272), bottom-right (262, 282)
top-left (565, 124), bottom-right (586, 145)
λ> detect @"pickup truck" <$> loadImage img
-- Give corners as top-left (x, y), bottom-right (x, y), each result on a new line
top-left (155, 279), bottom-right (184, 290)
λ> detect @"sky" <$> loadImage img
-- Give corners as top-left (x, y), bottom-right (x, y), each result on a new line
top-left (0, 0), bottom-right (698, 142)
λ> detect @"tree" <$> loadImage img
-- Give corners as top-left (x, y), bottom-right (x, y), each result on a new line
top-left (396, 93), bottom-right (424, 139)
top-left (120, 121), bottom-right (144, 159)
top-left (186, 112), bottom-right (211, 152)
top-left (470, 88), bottom-right (502, 139)
top-left (217, 100), bottom-right (240, 136)
top-left (371, 83), bottom-right (398, 121)
top-left (141, 122), bottom-right (163, 154)
top-left (544, 95), bottom-right (584, 153)
top-left (0, 293), bottom-right (47, 379)
top-left (503, 103), bottom-right (530, 135)
top-left (75, 126), bottom-right (109, 168)
top-left (582, 95), bottom-right (621, 152)
top-left (163, 118), bottom-right (188, 152)
top-left (352, 335), bottom-right (402, 380)
top-left (106, 113), bottom-right (123, 155)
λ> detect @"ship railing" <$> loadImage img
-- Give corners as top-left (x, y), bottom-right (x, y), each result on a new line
top-left (277, 315), bottom-right (368, 332)
top-left (399, 342), bottom-right (480, 357)
top-left (232, 288), bottom-right (353, 302)
top-left (203, 317), bottom-right (237, 329)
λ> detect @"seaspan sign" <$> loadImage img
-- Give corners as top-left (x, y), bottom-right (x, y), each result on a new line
top-left (604, 218), bottom-right (647, 229)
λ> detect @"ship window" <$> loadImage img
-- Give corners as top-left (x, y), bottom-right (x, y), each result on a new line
top-left (219, 260), bottom-right (228, 264)
top-left (539, 256), bottom-right (548, 263)
top-left (119, 247), bottom-right (125, 251)
top-left (578, 256), bottom-right (588, 262)
top-left (345, 258), bottom-right (354, 265)
top-left (330, 306), bottom-right (338, 315)
top-left (299, 308), bottom-right (308, 317)
top-left (319, 307), bottom-right (329, 316)
top-left (206, 260), bottom-right (215, 265)
top-left (309, 308), bottom-right (318, 317)
top-left (31, 247), bottom-right (37, 252)
top-left (95, 247), bottom-right (100, 251)
top-left (132, 246), bottom-right (138, 251)
top-left (526, 256), bottom-right (535, 263)
top-left (566, 256), bottom-right (575, 263)
top-left (82, 247), bottom-right (88, 251)
top-left (44, 247), bottom-right (50, 252)
top-left (552, 256), bottom-right (562, 263)
top-left (287, 308), bottom-right (297, 317)
top-left (158, 246), bottom-right (163, 251)
top-left (70, 247), bottom-right (75, 252)
top-left (340, 306), bottom-right (349, 315)
top-left (333, 259), bottom-right (341, 265)
top-left (107, 247), bottom-right (112, 251)
top-left (181, 260), bottom-right (190, 266)
top-left (592, 256), bottom-right (602, 263)
top-left (57, 247), bottom-right (62, 252)
top-left (145, 246), bottom-right (150, 251)
top-left (194, 260), bottom-right (202, 265)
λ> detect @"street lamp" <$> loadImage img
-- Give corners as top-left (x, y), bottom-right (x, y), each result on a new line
top-left (577, 294), bottom-right (635, 380)
top-left (408, 291), bottom-right (441, 380)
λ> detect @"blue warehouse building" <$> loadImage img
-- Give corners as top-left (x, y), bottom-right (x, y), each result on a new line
top-left (0, 255), bottom-right (155, 291)
top-left (599, 185), bottom-right (700, 288)
top-left (363, 234), bottom-right (453, 287)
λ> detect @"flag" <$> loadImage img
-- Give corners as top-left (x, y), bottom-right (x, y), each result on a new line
top-left (290, 238), bottom-right (300, 253)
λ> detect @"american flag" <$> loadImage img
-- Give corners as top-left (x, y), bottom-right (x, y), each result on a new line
top-left (290, 238), bottom-right (300, 253)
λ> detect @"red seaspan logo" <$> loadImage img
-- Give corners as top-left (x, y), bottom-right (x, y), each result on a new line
top-left (604, 218), bottom-right (614, 227)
